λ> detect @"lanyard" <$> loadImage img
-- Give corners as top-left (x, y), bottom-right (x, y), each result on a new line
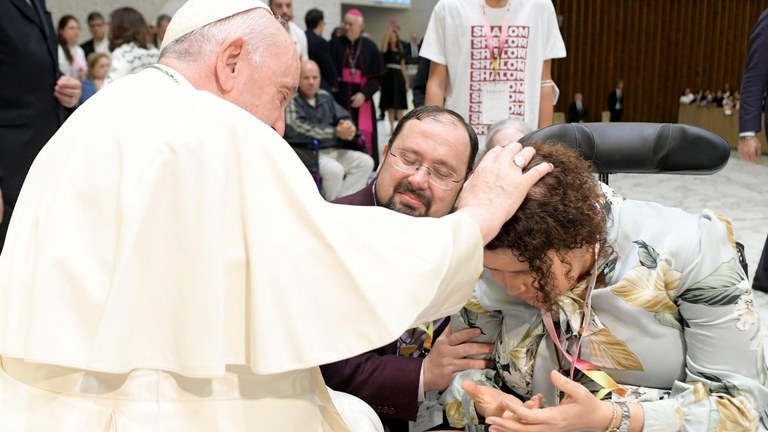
top-left (540, 245), bottom-right (627, 400)
top-left (418, 321), bottom-right (435, 353)
top-left (482, 2), bottom-right (509, 76)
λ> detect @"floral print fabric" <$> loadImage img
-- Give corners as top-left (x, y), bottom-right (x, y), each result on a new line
top-left (441, 185), bottom-right (768, 431)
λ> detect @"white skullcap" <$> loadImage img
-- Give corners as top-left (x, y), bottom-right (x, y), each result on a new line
top-left (161, 0), bottom-right (270, 51)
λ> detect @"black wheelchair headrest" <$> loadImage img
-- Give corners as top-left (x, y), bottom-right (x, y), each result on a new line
top-left (518, 123), bottom-right (730, 175)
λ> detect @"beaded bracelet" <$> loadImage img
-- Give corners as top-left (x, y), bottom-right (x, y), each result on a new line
top-left (604, 401), bottom-right (620, 432)
top-left (617, 401), bottom-right (630, 432)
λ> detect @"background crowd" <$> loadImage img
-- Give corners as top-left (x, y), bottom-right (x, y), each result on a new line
top-left (0, 0), bottom-right (766, 431)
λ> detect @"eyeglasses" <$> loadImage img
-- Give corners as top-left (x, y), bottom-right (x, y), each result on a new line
top-left (388, 150), bottom-right (462, 190)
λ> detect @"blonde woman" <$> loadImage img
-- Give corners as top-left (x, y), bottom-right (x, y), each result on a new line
top-left (379, 22), bottom-right (410, 134)
top-left (80, 52), bottom-right (110, 104)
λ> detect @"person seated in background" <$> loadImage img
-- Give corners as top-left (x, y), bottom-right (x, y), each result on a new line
top-left (285, 60), bottom-right (374, 200)
top-left (712, 89), bottom-right (725, 107)
top-left (474, 118), bottom-right (533, 166)
top-left (322, 105), bottom-right (493, 431)
top-left (441, 140), bottom-right (768, 431)
top-left (697, 88), bottom-right (713, 106)
top-left (679, 87), bottom-right (696, 104)
top-left (107, 7), bottom-right (159, 82)
top-left (568, 92), bottom-right (589, 123)
top-left (79, 52), bottom-right (110, 104)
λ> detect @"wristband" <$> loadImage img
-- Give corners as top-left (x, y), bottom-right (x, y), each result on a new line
top-left (617, 401), bottom-right (630, 432)
top-left (604, 401), bottom-right (620, 432)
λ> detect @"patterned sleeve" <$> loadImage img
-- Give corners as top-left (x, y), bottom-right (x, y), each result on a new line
top-left (641, 210), bottom-right (768, 431)
top-left (439, 279), bottom-right (506, 428)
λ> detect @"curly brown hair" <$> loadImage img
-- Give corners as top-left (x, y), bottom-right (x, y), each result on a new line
top-left (486, 141), bottom-right (607, 308)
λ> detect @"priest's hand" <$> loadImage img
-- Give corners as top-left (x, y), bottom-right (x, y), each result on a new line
top-left (54, 76), bottom-right (82, 108)
top-left (423, 326), bottom-right (492, 392)
top-left (350, 92), bottom-right (366, 108)
top-left (455, 143), bottom-right (552, 245)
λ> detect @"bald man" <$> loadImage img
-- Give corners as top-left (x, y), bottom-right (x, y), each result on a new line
top-left (285, 60), bottom-right (373, 200)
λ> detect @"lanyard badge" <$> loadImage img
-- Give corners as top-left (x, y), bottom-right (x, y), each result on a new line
top-left (482, 4), bottom-right (509, 77)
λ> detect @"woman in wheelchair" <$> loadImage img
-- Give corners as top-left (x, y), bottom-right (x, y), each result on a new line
top-left (441, 142), bottom-right (768, 431)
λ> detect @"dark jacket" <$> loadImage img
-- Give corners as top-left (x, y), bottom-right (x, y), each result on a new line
top-left (740, 9), bottom-right (768, 135)
top-left (0, 0), bottom-right (65, 249)
top-left (568, 101), bottom-right (589, 123)
top-left (81, 39), bottom-right (96, 58)
top-left (323, 183), bottom-right (451, 432)
top-left (306, 29), bottom-right (339, 93)
top-left (284, 89), bottom-right (350, 149)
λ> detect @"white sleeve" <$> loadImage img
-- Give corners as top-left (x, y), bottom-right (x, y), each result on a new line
top-left (419, 0), bottom-right (448, 65)
top-left (540, 1), bottom-right (566, 61)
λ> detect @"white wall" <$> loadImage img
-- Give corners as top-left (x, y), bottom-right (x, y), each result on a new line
top-left (345, 0), bottom-right (437, 48)
top-left (47, 0), bottom-right (437, 44)
top-left (48, 0), bottom-right (184, 42)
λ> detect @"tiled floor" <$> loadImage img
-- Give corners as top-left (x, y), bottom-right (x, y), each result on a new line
top-left (377, 119), bottom-right (768, 346)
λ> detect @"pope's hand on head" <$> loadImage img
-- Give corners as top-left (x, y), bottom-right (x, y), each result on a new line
top-left (455, 144), bottom-right (553, 245)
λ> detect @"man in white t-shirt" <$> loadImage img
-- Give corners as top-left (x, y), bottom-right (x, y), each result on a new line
top-left (421, 0), bottom-right (566, 144)
top-left (270, 0), bottom-right (309, 60)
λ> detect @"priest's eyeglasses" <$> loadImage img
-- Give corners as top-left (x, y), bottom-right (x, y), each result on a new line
top-left (388, 150), bottom-right (462, 190)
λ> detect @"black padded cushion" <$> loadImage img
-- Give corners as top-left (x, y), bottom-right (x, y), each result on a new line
top-left (518, 123), bottom-right (731, 175)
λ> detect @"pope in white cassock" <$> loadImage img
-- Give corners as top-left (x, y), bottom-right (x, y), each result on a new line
top-left (0, 0), bottom-right (551, 430)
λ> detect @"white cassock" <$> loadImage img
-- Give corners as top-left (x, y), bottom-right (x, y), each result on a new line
top-left (0, 66), bottom-right (482, 431)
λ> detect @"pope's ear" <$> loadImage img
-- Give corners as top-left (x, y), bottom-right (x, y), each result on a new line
top-left (215, 37), bottom-right (247, 92)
